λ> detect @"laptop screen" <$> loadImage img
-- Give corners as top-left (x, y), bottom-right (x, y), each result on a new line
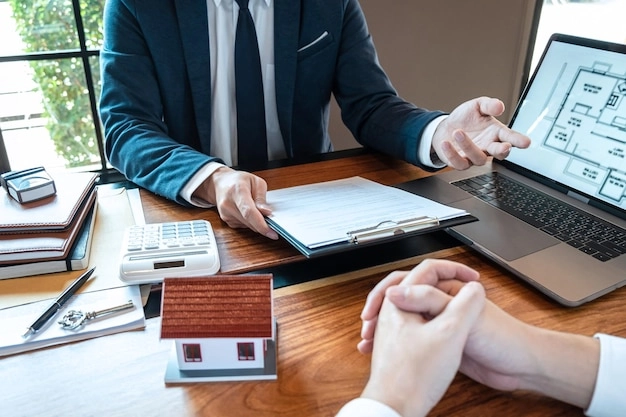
top-left (504, 34), bottom-right (626, 215)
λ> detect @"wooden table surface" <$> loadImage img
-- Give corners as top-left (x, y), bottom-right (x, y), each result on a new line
top-left (2, 151), bottom-right (625, 417)
top-left (140, 151), bottom-right (434, 274)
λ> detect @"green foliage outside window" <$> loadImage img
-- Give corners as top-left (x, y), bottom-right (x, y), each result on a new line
top-left (9, 0), bottom-right (103, 168)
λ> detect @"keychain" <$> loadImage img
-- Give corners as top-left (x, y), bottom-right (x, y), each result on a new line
top-left (58, 300), bottom-right (135, 330)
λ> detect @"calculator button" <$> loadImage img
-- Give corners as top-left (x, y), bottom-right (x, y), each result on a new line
top-left (195, 236), bottom-right (211, 245)
top-left (181, 237), bottom-right (196, 246)
top-left (127, 243), bottom-right (143, 251)
top-left (163, 239), bottom-right (180, 248)
top-left (162, 231), bottom-right (177, 240)
top-left (144, 240), bottom-right (160, 249)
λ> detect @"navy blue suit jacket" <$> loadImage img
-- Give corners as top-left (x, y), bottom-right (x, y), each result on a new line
top-left (100, 0), bottom-right (444, 204)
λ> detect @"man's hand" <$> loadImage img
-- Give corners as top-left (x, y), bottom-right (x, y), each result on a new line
top-left (387, 280), bottom-right (531, 392)
top-left (361, 281), bottom-right (485, 417)
top-left (196, 166), bottom-right (279, 239)
top-left (433, 97), bottom-right (531, 170)
top-left (358, 259), bottom-right (480, 354)
top-left (359, 259), bottom-right (600, 408)
top-left (358, 259), bottom-right (529, 392)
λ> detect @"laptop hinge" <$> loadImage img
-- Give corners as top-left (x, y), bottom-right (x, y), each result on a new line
top-left (567, 190), bottom-right (589, 204)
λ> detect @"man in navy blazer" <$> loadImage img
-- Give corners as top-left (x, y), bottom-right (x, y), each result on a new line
top-left (100, 0), bottom-right (530, 239)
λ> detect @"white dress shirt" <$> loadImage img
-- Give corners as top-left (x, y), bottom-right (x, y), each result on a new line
top-left (206, 0), bottom-right (285, 167)
top-left (585, 333), bottom-right (626, 417)
top-left (181, 0), bottom-right (443, 205)
top-left (336, 397), bottom-right (400, 417)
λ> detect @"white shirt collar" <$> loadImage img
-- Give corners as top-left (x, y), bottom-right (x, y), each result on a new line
top-left (212, 0), bottom-right (271, 7)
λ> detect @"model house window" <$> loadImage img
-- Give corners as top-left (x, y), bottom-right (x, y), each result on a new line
top-left (183, 344), bottom-right (202, 362)
top-left (237, 342), bottom-right (255, 361)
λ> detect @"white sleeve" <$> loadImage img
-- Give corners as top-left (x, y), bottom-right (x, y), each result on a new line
top-left (336, 398), bottom-right (401, 417)
top-left (417, 115), bottom-right (448, 169)
top-left (585, 333), bottom-right (626, 417)
top-left (180, 162), bottom-right (225, 207)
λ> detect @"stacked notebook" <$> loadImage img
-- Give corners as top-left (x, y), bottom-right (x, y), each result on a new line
top-left (0, 172), bottom-right (98, 279)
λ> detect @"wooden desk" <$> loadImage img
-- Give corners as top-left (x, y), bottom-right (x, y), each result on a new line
top-left (140, 150), bottom-right (450, 275)
top-left (3, 151), bottom-right (626, 416)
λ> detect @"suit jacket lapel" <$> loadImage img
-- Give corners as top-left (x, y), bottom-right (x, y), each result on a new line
top-left (274, 0), bottom-right (300, 156)
top-left (174, 0), bottom-right (212, 153)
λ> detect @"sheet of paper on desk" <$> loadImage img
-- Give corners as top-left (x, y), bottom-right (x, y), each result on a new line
top-left (0, 284), bottom-right (145, 357)
top-left (266, 176), bottom-right (468, 249)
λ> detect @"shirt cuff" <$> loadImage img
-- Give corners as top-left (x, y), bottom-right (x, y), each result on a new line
top-left (180, 162), bottom-right (226, 207)
top-left (418, 115), bottom-right (447, 169)
top-left (585, 333), bottom-right (626, 417)
top-left (335, 398), bottom-right (401, 417)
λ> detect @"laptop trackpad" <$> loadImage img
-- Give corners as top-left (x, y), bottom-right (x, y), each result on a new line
top-left (395, 176), bottom-right (470, 204)
top-left (450, 198), bottom-right (559, 261)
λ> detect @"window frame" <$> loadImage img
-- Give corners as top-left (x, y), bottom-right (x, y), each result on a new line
top-left (182, 343), bottom-right (203, 362)
top-left (237, 342), bottom-right (255, 361)
top-left (0, 0), bottom-right (123, 183)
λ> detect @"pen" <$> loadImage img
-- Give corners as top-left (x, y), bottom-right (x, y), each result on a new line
top-left (348, 217), bottom-right (440, 244)
top-left (22, 267), bottom-right (96, 338)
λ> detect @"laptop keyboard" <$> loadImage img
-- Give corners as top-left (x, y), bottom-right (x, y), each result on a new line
top-left (452, 172), bottom-right (626, 262)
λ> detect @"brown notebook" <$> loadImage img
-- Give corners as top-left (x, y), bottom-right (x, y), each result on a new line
top-left (0, 172), bottom-right (98, 233)
top-left (0, 187), bottom-right (98, 265)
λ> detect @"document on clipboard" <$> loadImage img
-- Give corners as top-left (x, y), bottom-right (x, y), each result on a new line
top-left (265, 176), bottom-right (475, 257)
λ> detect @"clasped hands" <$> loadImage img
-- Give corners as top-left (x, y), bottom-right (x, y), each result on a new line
top-left (357, 259), bottom-right (533, 417)
top-left (195, 97), bottom-right (531, 239)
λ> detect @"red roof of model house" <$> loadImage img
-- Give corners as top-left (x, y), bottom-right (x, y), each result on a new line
top-left (160, 274), bottom-right (273, 339)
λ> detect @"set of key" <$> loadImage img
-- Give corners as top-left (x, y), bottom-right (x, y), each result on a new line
top-left (58, 300), bottom-right (135, 330)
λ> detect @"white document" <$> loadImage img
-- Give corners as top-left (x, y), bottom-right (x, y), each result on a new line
top-left (0, 284), bottom-right (145, 357)
top-left (266, 176), bottom-right (468, 249)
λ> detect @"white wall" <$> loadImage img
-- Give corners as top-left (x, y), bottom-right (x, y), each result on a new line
top-left (330, 0), bottom-right (540, 150)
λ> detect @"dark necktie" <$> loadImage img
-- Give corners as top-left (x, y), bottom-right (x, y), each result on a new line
top-left (234, 0), bottom-right (268, 167)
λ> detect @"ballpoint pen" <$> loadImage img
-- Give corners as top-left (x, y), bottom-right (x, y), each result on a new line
top-left (22, 267), bottom-right (96, 338)
top-left (348, 216), bottom-right (440, 244)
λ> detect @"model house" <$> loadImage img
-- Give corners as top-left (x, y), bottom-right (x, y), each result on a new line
top-left (160, 274), bottom-right (277, 382)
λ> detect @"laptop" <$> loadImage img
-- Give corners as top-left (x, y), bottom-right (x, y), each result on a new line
top-left (401, 33), bottom-right (626, 306)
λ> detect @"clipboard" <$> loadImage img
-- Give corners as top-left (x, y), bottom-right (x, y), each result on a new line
top-left (264, 176), bottom-right (477, 258)
top-left (267, 213), bottom-right (476, 258)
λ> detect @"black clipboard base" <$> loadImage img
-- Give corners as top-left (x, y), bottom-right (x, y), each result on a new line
top-left (267, 214), bottom-right (477, 258)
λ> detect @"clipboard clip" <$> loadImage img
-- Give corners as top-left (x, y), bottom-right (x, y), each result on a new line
top-left (348, 216), bottom-right (440, 244)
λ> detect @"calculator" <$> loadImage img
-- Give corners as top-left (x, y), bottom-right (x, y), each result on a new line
top-left (119, 220), bottom-right (221, 284)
